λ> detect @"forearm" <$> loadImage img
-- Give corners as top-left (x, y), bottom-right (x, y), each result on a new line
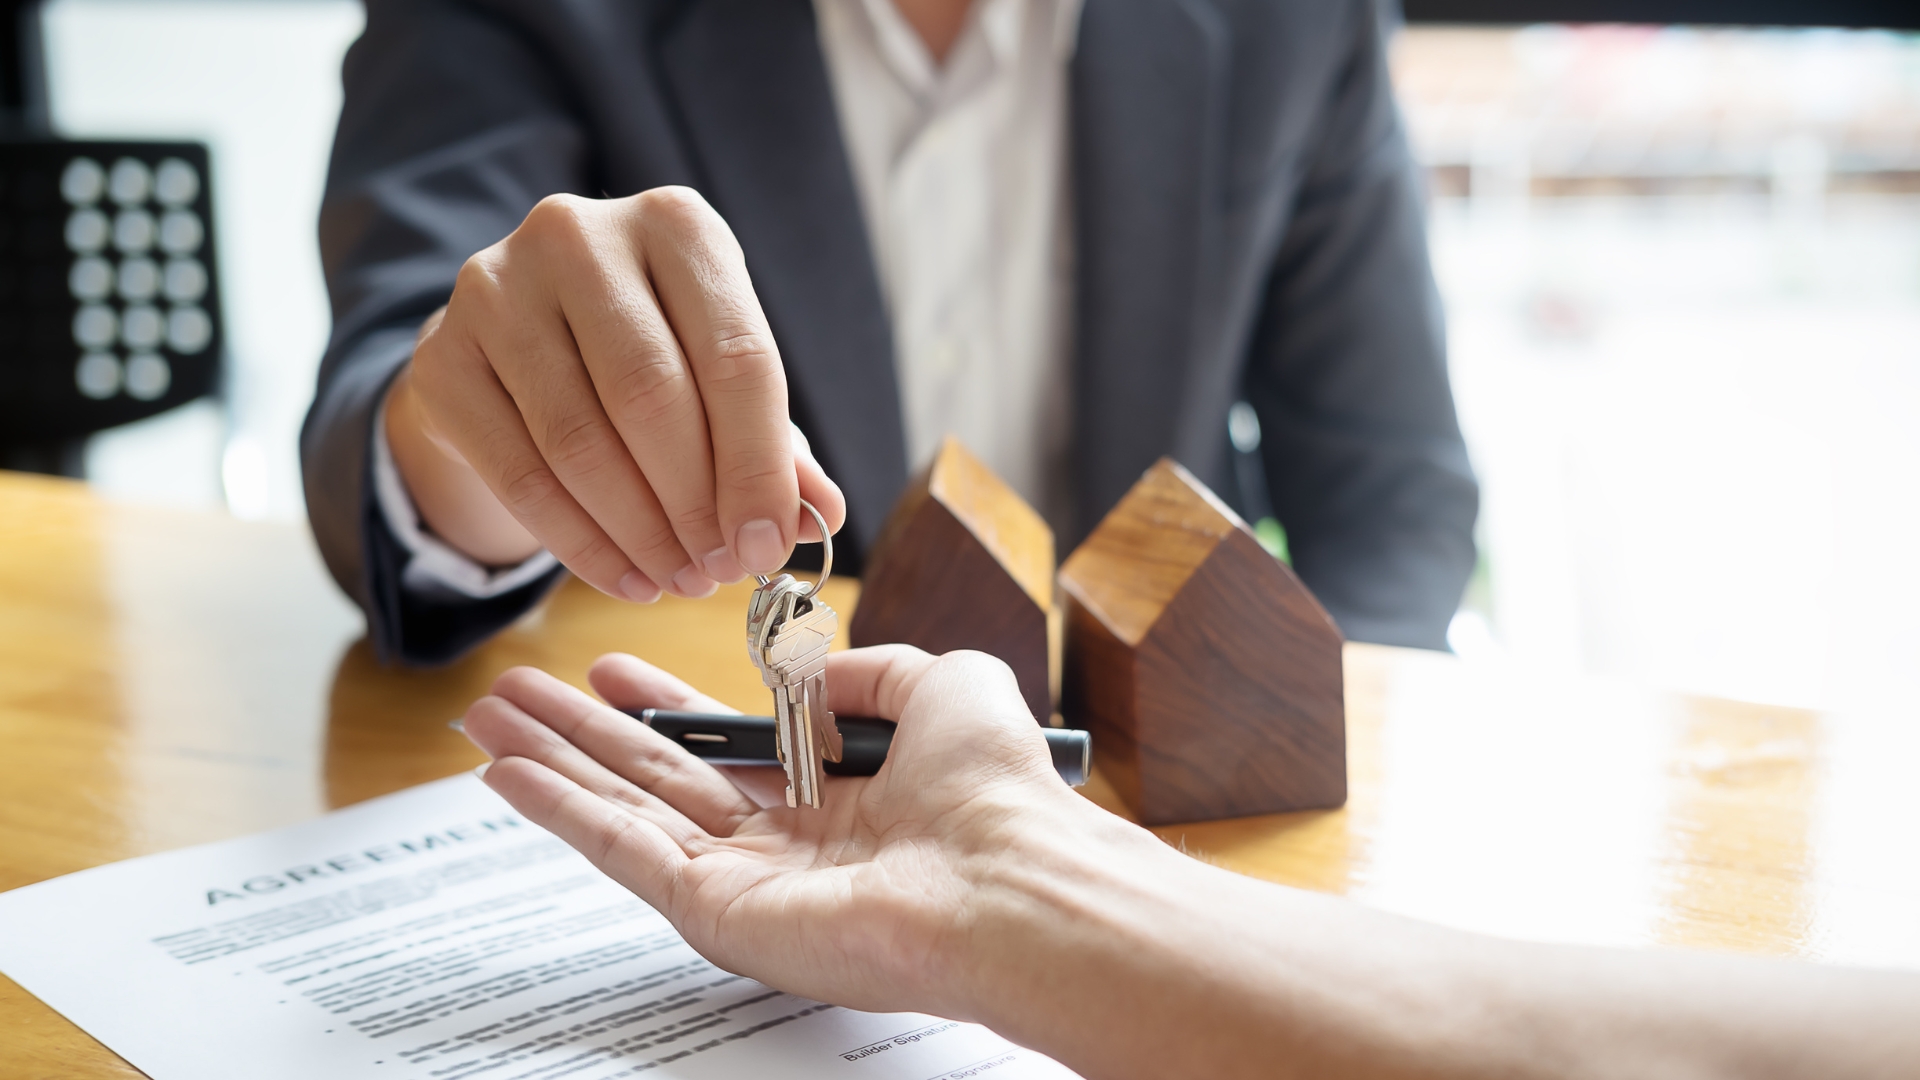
top-left (953, 804), bottom-right (1465, 1079)
top-left (384, 355), bottom-right (543, 567)
top-left (955, 800), bottom-right (1920, 1080)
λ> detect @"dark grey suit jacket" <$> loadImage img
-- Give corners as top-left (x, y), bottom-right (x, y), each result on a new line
top-left (303, 0), bottom-right (1478, 665)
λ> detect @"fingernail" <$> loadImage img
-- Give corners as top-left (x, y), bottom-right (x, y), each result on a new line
top-left (702, 546), bottom-right (746, 584)
top-left (447, 718), bottom-right (465, 733)
top-left (735, 518), bottom-right (786, 576)
top-left (671, 563), bottom-right (718, 599)
top-left (619, 570), bottom-right (662, 603)
top-left (474, 762), bottom-right (491, 779)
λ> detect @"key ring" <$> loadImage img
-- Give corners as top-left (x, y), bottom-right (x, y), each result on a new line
top-left (753, 498), bottom-right (832, 598)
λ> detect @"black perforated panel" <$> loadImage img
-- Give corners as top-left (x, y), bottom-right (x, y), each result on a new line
top-left (0, 139), bottom-right (222, 442)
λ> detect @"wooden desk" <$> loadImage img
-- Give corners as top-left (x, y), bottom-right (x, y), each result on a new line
top-left (4, 472), bottom-right (1918, 1076)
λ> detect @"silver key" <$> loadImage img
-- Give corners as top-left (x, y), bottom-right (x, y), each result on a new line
top-left (744, 500), bottom-right (842, 809)
top-left (748, 576), bottom-right (841, 807)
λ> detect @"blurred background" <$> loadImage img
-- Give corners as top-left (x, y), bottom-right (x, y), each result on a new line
top-left (1395, 24), bottom-right (1920, 716)
top-left (33, 0), bottom-right (362, 515)
top-left (7, 1), bottom-right (1919, 715)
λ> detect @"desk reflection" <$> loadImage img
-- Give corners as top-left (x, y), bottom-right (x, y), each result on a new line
top-left (323, 636), bottom-right (487, 810)
top-left (1658, 701), bottom-right (1822, 956)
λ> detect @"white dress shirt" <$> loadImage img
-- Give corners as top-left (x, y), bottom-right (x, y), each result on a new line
top-left (377, 0), bottom-right (1080, 593)
top-left (814, 0), bottom-right (1080, 525)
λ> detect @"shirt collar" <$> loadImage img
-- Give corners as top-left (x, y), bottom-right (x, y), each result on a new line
top-left (851, 0), bottom-right (1080, 98)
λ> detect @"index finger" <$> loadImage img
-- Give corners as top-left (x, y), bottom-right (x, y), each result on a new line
top-left (480, 756), bottom-right (691, 909)
top-left (486, 667), bottom-right (760, 838)
top-left (637, 188), bottom-right (797, 577)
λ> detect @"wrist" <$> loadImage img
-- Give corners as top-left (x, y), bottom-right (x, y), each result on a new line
top-left (929, 792), bottom-right (1436, 1080)
top-left (384, 365), bottom-right (543, 567)
top-left (937, 790), bottom-right (1197, 1029)
top-left (944, 801), bottom-right (1543, 1080)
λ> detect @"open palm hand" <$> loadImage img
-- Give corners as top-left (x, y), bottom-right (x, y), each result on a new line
top-left (460, 645), bottom-right (1078, 1020)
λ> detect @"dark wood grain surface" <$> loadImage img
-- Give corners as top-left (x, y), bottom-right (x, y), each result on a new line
top-left (848, 438), bottom-right (1055, 720)
top-left (1061, 459), bottom-right (1346, 824)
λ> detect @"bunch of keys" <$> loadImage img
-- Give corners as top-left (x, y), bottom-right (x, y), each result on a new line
top-left (746, 499), bottom-right (843, 809)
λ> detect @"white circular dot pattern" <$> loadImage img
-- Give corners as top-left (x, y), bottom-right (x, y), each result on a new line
top-left (107, 158), bottom-right (152, 206)
top-left (56, 153), bottom-right (214, 402)
top-left (167, 306), bottom-right (213, 354)
top-left (153, 158), bottom-right (199, 207)
top-left (65, 209), bottom-right (109, 253)
top-left (69, 257), bottom-right (113, 302)
top-left (157, 210), bottom-right (202, 255)
top-left (113, 209), bottom-right (156, 254)
top-left (73, 304), bottom-right (117, 349)
top-left (75, 352), bottom-right (122, 400)
top-left (117, 257), bottom-right (160, 302)
top-left (124, 353), bottom-right (171, 401)
top-left (121, 305), bottom-right (164, 350)
top-left (162, 258), bottom-right (207, 303)
top-left (61, 158), bottom-right (106, 205)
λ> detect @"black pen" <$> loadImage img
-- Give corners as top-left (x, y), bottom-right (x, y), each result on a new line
top-left (631, 709), bottom-right (1091, 788)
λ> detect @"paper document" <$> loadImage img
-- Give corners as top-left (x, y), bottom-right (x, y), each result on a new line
top-left (0, 774), bottom-right (1076, 1080)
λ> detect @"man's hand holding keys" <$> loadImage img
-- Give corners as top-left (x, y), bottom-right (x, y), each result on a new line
top-left (383, 186), bottom-right (847, 600)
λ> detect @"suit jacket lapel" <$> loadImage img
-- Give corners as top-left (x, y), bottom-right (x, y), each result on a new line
top-left (1069, 0), bottom-right (1228, 545)
top-left (656, 0), bottom-right (906, 564)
